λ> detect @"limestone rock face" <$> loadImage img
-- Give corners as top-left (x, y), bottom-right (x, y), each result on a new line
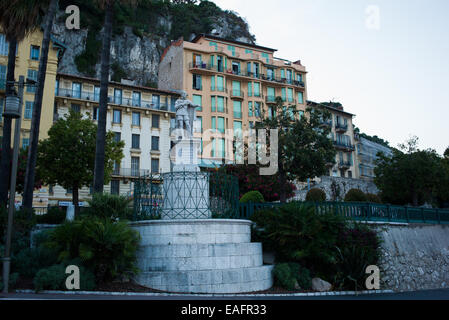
top-left (52, 9), bottom-right (254, 87)
top-left (312, 278), bottom-right (332, 292)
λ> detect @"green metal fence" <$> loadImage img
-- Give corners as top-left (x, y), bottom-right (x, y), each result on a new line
top-left (237, 201), bottom-right (449, 224)
top-left (132, 171), bottom-right (239, 220)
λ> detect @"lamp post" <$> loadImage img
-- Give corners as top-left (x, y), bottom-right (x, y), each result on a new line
top-left (2, 75), bottom-right (34, 293)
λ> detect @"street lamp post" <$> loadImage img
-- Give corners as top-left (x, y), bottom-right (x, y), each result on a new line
top-left (2, 76), bottom-right (27, 293)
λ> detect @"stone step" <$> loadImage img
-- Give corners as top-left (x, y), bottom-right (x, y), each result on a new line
top-left (130, 219), bottom-right (252, 245)
top-left (134, 265), bottom-right (274, 294)
top-left (137, 243), bottom-right (263, 271)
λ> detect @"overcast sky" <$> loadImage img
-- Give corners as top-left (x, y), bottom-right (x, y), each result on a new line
top-left (213, 0), bottom-right (449, 154)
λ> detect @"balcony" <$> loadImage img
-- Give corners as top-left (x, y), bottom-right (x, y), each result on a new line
top-left (189, 62), bottom-right (216, 75)
top-left (230, 90), bottom-right (244, 100)
top-left (334, 141), bottom-right (355, 152)
top-left (112, 167), bottom-right (150, 178)
top-left (338, 160), bottom-right (351, 169)
top-left (265, 96), bottom-right (277, 104)
top-left (211, 86), bottom-right (227, 93)
top-left (57, 88), bottom-right (100, 102)
top-left (335, 122), bottom-right (348, 133)
top-left (319, 119), bottom-right (332, 127)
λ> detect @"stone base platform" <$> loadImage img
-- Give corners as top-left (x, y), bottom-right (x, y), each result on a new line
top-left (129, 219), bottom-right (273, 293)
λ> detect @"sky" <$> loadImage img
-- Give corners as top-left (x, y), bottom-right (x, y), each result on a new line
top-left (213, 0), bottom-right (449, 154)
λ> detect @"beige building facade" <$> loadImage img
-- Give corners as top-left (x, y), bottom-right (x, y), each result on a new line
top-left (159, 34), bottom-right (308, 167)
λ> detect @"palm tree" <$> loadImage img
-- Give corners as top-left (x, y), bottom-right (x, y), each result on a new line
top-left (93, 0), bottom-right (138, 193)
top-left (22, 0), bottom-right (59, 210)
top-left (0, 0), bottom-right (42, 207)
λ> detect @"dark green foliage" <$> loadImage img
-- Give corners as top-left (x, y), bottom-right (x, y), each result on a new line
top-left (252, 202), bottom-right (381, 289)
top-left (272, 263), bottom-right (296, 290)
top-left (13, 245), bottom-right (59, 279)
top-left (82, 193), bottom-right (133, 221)
top-left (33, 263), bottom-right (96, 292)
top-left (333, 223), bottom-right (381, 290)
top-left (305, 188), bottom-right (326, 202)
top-left (287, 263), bottom-right (312, 290)
top-left (36, 207), bottom-right (66, 224)
top-left (365, 193), bottom-right (382, 203)
top-left (44, 217), bottom-right (140, 283)
top-left (344, 189), bottom-right (367, 202)
top-left (0, 206), bottom-right (36, 250)
top-left (111, 62), bottom-right (128, 82)
top-left (239, 191), bottom-right (265, 203)
top-left (0, 272), bottom-right (19, 291)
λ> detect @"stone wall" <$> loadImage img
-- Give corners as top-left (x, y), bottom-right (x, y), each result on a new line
top-left (293, 176), bottom-right (379, 201)
top-left (375, 223), bottom-right (449, 292)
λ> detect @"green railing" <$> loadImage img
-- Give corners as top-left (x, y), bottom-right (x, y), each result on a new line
top-left (237, 201), bottom-right (449, 224)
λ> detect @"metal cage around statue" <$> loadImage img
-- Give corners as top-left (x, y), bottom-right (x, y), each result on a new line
top-left (132, 171), bottom-right (239, 220)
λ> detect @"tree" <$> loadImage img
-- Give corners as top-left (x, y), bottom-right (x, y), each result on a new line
top-left (256, 97), bottom-right (336, 202)
top-left (37, 110), bottom-right (124, 215)
top-left (374, 138), bottom-right (443, 206)
top-left (0, 0), bottom-right (43, 207)
top-left (93, 0), bottom-right (138, 193)
top-left (23, 0), bottom-right (59, 210)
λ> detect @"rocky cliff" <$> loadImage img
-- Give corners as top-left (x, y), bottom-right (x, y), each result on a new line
top-left (52, 1), bottom-right (255, 87)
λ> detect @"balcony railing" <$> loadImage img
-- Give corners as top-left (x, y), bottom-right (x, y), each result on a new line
top-left (57, 88), bottom-right (175, 112)
top-left (112, 167), bottom-right (150, 178)
top-left (335, 123), bottom-right (348, 132)
top-left (189, 62), bottom-right (215, 72)
top-left (230, 90), bottom-right (244, 99)
top-left (320, 119), bottom-right (332, 127)
top-left (334, 141), bottom-right (355, 151)
top-left (338, 160), bottom-right (352, 169)
top-left (266, 96), bottom-right (276, 103)
top-left (211, 86), bottom-right (227, 93)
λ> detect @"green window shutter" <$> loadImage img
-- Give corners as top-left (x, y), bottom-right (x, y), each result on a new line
top-left (217, 97), bottom-right (224, 112)
top-left (281, 88), bottom-right (286, 101)
top-left (254, 83), bottom-right (260, 96)
top-left (193, 95), bottom-right (202, 111)
top-left (233, 101), bottom-right (242, 119)
top-left (281, 69), bottom-right (285, 78)
top-left (232, 81), bottom-right (240, 95)
top-left (212, 117), bottom-right (216, 131)
top-left (288, 88), bottom-right (293, 102)
top-left (268, 87), bottom-right (275, 98)
top-left (211, 76), bottom-right (215, 90)
top-left (224, 57), bottom-right (227, 69)
top-left (249, 102), bottom-right (253, 117)
top-left (234, 121), bottom-right (242, 138)
top-left (217, 76), bottom-right (223, 90)
top-left (210, 55), bottom-right (215, 67)
top-left (211, 96), bottom-right (216, 112)
top-left (248, 82), bottom-right (252, 97)
top-left (297, 92), bottom-right (303, 104)
top-left (218, 117), bottom-right (225, 133)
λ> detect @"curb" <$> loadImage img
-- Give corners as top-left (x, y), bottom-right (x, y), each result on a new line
top-left (14, 289), bottom-right (394, 297)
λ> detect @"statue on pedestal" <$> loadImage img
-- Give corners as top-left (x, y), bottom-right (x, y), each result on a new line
top-left (175, 91), bottom-right (199, 138)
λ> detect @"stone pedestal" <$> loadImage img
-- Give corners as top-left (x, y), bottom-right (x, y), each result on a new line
top-left (130, 219), bottom-right (273, 293)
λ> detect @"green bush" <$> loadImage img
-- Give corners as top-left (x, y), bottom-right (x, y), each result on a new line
top-left (305, 188), bottom-right (326, 202)
top-left (239, 191), bottom-right (265, 203)
top-left (13, 245), bottom-right (59, 279)
top-left (344, 189), bottom-right (367, 202)
top-left (366, 193), bottom-right (382, 203)
top-left (82, 193), bottom-right (133, 221)
top-left (288, 263), bottom-right (312, 290)
top-left (45, 217), bottom-right (140, 283)
top-left (272, 263), bottom-right (312, 290)
top-left (0, 272), bottom-right (19, 291)
top-left (33, 263), bottom-right (96, 292)
top-left (36, 207), bottom-right (66, 225)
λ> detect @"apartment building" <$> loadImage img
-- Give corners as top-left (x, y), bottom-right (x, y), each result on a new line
top-left (0, 29), bottom-right (64, 207)
top-left (307, 101), bottom-right (359, 179)
top-left (50, 73), bottom-right (179, 205)
top-left (158, 34), bottom-right (308, 167)
top-left (356, 136), bottom-right (392, 181)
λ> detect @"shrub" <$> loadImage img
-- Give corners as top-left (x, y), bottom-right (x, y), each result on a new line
top-left (45, 217), bottom-right (140, 283)
top-left (366, 193), bottom-right (382, 203)
top-left (0, 272), bottom-right (19, 291)
top-left (33, 263), bottom-right (96, 292)
top-left (251, 202), bottom-right (347, 278)
top-left (273, 263), bottom-right (296, 290)
top-left (239, 191), bottom-right (265, 203)
top-left (36, 207), bottom-right (67, 225)
top-left (287, 263), bottom-right (312, 290)
top-left (13, 245), bottom-right (59, 279)
top-left (82, 193), bottom-right (133, 221)
top-left (305, 188), bottom-right (326, 202)
top-left (344, 189), bottom-right (367, 202)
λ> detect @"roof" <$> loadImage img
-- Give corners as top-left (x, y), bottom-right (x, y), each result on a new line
top-left (307, 100), bottom-right (355, 117)
top-left (191, 34), bottom-right (277, 53)
top-left (57, 73), bottom-right (181, 96)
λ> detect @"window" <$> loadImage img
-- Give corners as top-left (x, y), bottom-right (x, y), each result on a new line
top-left (288, 88), bottom-right (294, 102)
top-left (211, 96), bottom-right (216, 112)
top-left (281, 88), bottom-right (286, 101)
top-left (297, 92), bottom-right (304, 104)
top-left (27, 69), bottom-right (38, 93)
top-left (233, 101), bottom-right (242, 119)
top-left (152, 114), bottom-right (160, 128)
top-left (55, 79), bottom-right (59, 96)
top-left (113, 132), bottom-right (121, 143)
top-left (131, 157), bottom-right (140, 176)
top-left (72, 82), bottom-right (81, 98)
top-left (211, 76), bottom-right (215, 90)
top-left (22, 138), bottom-right (30, 149)
top-left (151, 136), bottom-right (159, 151)
top-left (0, 98), bottom-right (3, 119)
top-left (30, 45), bottom-right (40, 60)
top-left (113, 109), bottom-right (121, 123)
top-left (24, 102), bottom-right (33, 119)
top-left (255, 102), bottom-right (261, 117)
top-left (94, 86), bottom-right (100, 101)
top-left (211, 117), bottom-right (216, 131)
top-left (193, 95), bottom-right (202, 112)
top-left (217, 117), bottom-right (225, 133)
top-left (248, 102), bottom-right (253, 117)
top-left (93, 107), bottom-right (99, 120)
top-left (170, 97), bottom-right (176, 112)
top-left (232, 61), bottom-right (240, 75)
top-left (132, 134), bottom-right (140, 149)
top-left (248, 82), bottom-right (253, 97)
top-left (193, 54), bottom-right (202, 67)
top-left (217, 96), bottom-right (224, 113)
top-left (254, 63), bottom-right (259, 78)
top-left (267, 87), bottom-right (275, 100)
top-left (0, 65), bottom-right (6, 90)
top-left (151, 158), bottom-right (159, 173)
top-left (217, 76), bottom-right (224, 91)
top-left (0, 34), bottom-right (9, 56)
top-left (234, 121), bottom-right (242, 138)
top-left (217, 55), bottom-right (224, 72)
top-left (71, 103), bottom-right (81, 113)
top-left (132, 112), bottom-right (141, 126)
top-left (113, 161), bottom-right (121, 175)
top-left (196, 116), bottom-right (202, 133)
top-left (193, 74), bottom-right (202, 90)
top-left (114, 89), bottom-right (122, 105)
top-left (111, 180), bottom-right (120, 195)
top-left (232, 81), bottom-right (241, 96)
top-left (132, 91), bottom-right (141, 107)
top-left (254, 82), bottom-right (260, 97)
